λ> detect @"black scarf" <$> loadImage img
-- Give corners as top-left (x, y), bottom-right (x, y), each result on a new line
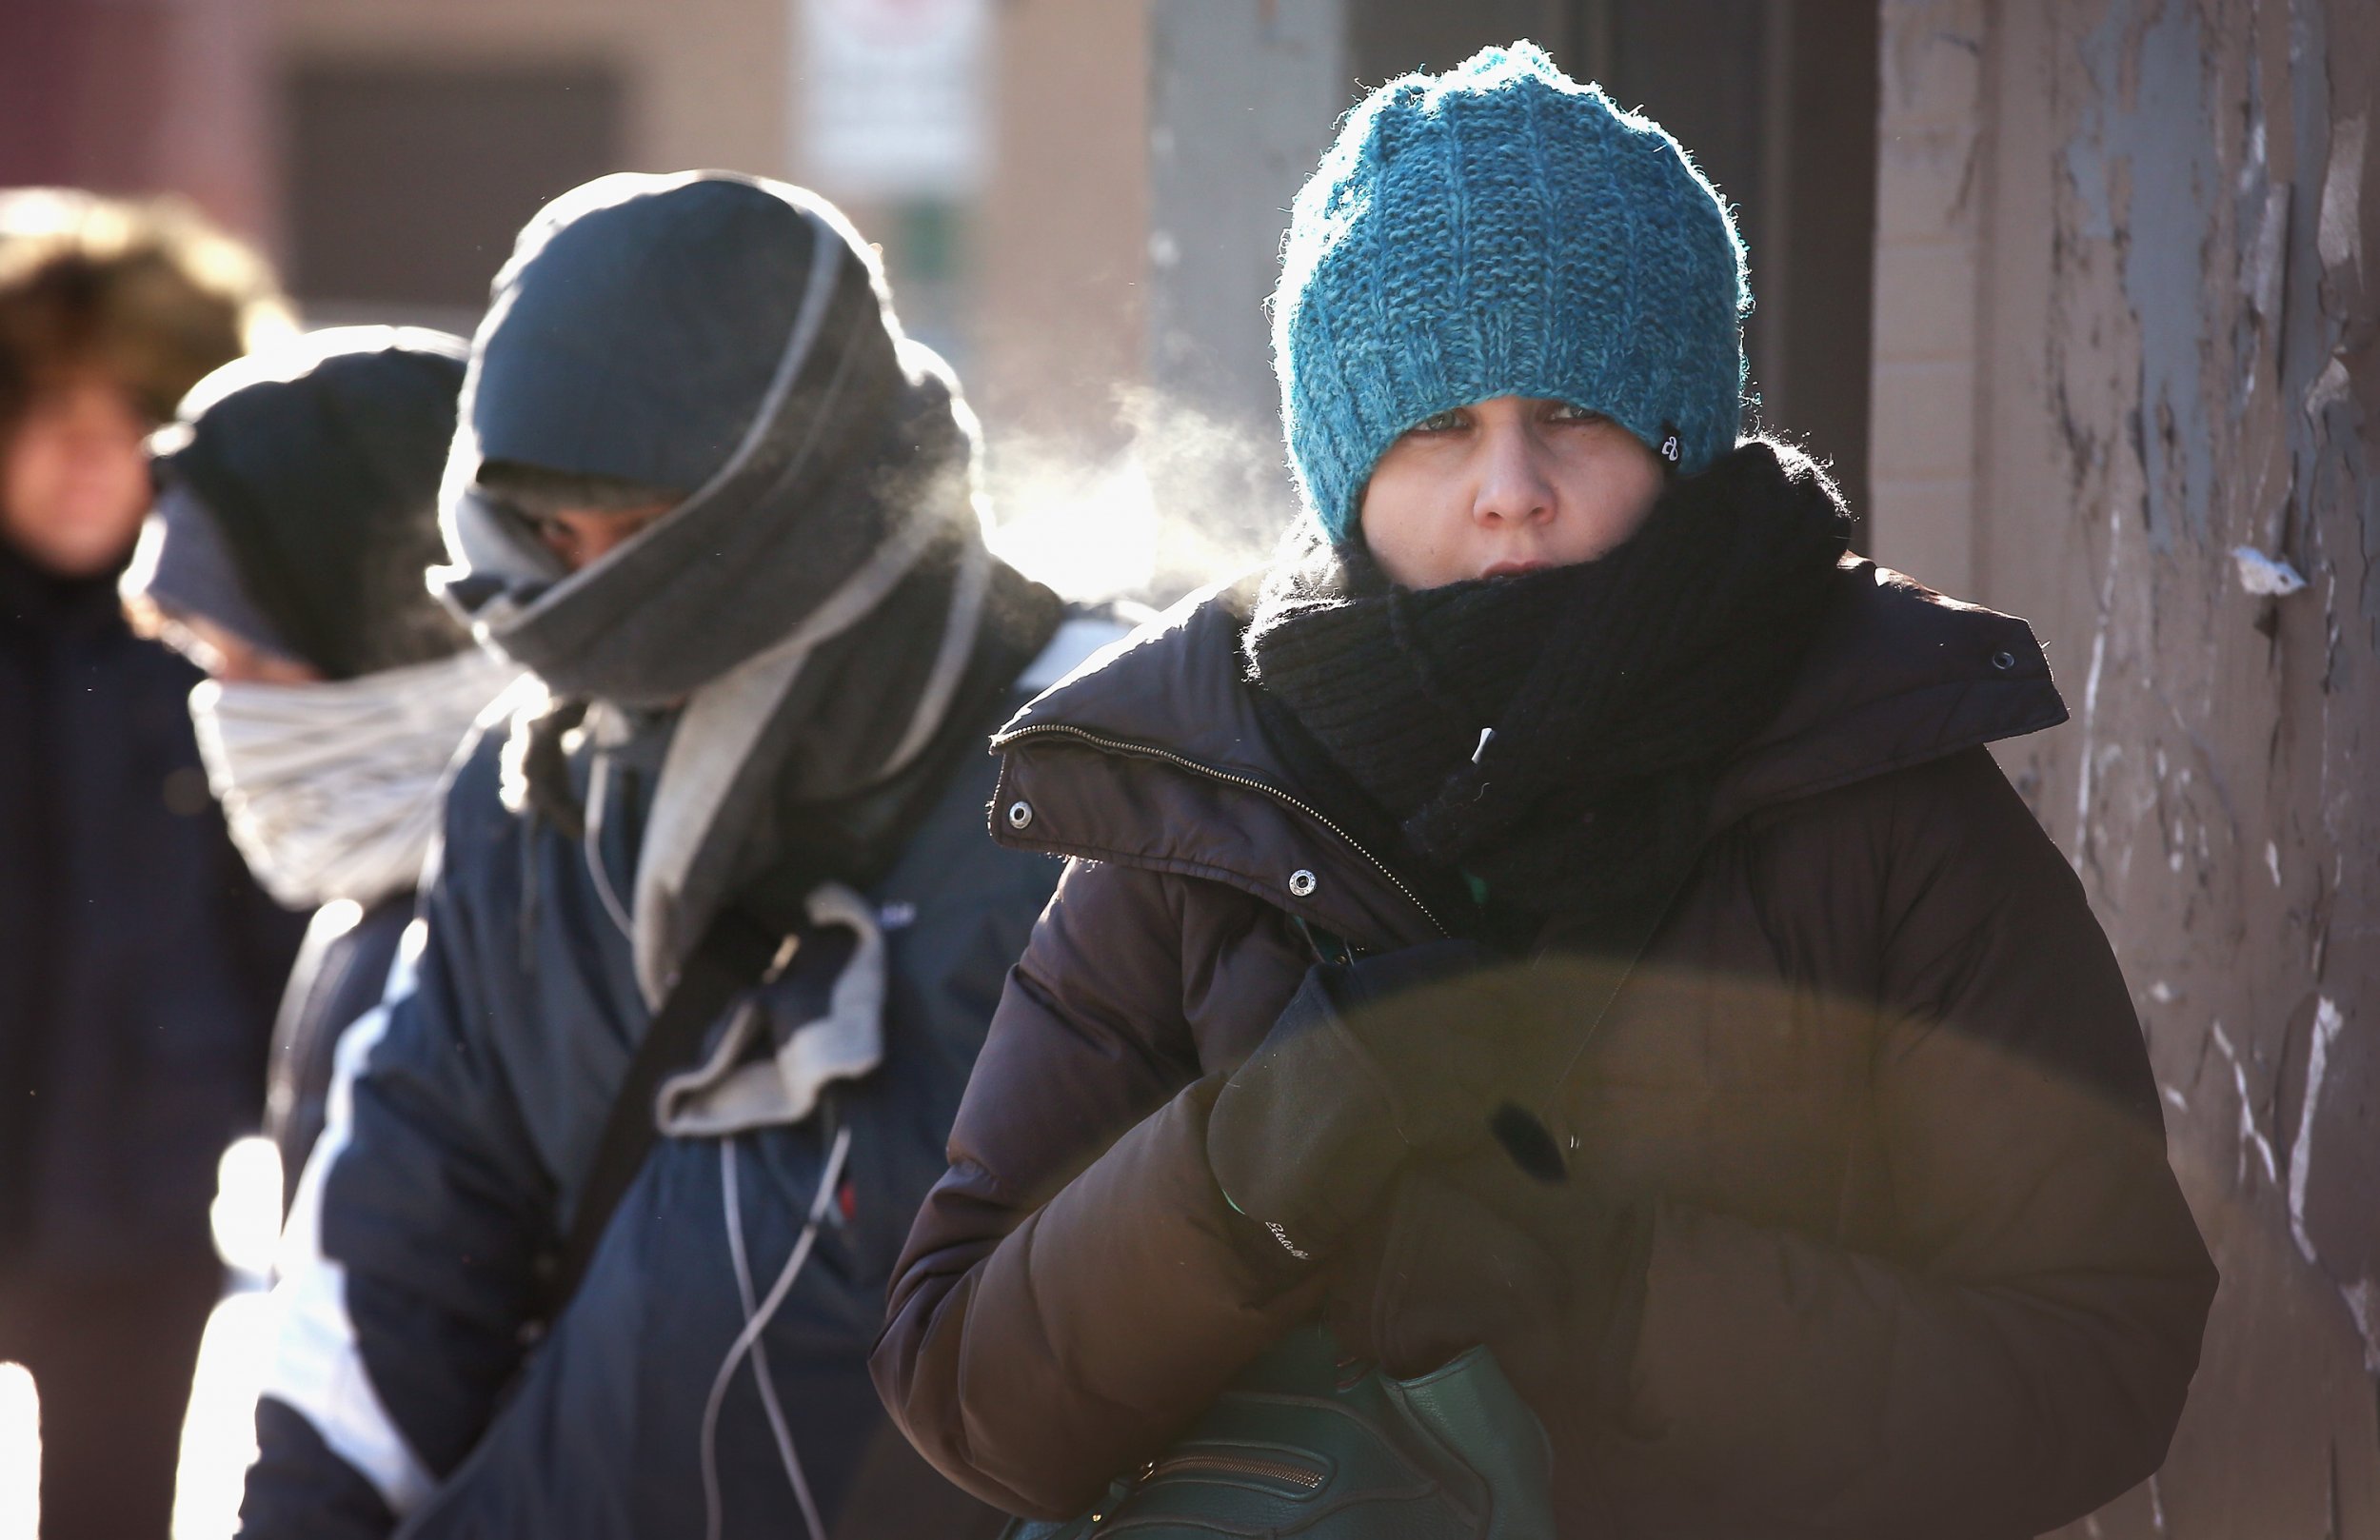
top-left (1245, 441), bottom-right (1850, 938)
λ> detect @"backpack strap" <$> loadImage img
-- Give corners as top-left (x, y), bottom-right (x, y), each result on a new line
top-left (541, 907), bottom-right (791, 1315)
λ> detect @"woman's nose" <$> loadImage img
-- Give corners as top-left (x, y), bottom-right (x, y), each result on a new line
top-left (1470, 423), bottom-right (1557, 526)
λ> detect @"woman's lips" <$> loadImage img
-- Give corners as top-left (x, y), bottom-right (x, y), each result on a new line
top-left (1479, 559), bottom-right (1547, 580)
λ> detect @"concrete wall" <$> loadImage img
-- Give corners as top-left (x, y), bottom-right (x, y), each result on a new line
top-left (975, 0), bottom-right (1149, 460)
top-left (1140, 0), bottom-right (1347, 575)
top-left (1870, 1), bottom-right (1988, 594)
top-left (1873, 1), bottom-right (2380, 1530)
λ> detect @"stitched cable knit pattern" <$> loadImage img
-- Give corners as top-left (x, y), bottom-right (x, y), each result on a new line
top-left (1273, 42), bottom-right (1750, 539)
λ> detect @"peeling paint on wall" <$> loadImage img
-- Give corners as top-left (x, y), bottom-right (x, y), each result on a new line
top-left (2065, 0), bottom-right (2220, 544)
top-left (1882, 0), bottom-right (2380, 1530)
top-left (2288, 996), bottom-right (2344, 1265)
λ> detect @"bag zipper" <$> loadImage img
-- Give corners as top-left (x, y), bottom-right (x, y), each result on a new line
top-left (993, 721), bottom-right (1448, 938)
top-left (1140, 1452), bottom-right (1326, 1491)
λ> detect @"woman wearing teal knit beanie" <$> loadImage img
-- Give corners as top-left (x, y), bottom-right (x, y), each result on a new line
top-left (1276, 41), bottom-right (1746, 541)
top-left (878, 45), bottom-right (2212, 1539)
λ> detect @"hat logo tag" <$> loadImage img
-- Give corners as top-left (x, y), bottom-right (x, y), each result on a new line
top-left (1658, 427), bottom-right (1682, 464)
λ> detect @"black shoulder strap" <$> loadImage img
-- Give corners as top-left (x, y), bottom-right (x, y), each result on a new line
top-left (542, 908), bottom-right (790, 1314)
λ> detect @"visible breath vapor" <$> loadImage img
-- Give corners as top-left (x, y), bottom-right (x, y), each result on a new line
top-left (984, 385), bottom-right (1298, 610)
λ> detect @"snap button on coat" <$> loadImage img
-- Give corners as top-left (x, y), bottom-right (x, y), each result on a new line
top-left (1287, 869), bottom-right (1318, 898)
top-left (1007, 800), bottom-right (1035, 831)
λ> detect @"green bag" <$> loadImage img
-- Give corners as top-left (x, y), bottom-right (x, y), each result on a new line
top-left (1003, 1324), bottom-right (1554, 1540)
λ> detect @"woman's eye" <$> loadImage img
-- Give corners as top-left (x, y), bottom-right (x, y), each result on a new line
top-left (1547, 403), bottom-right (1603, 424)
top-left (1412, 409), bottom-right (1466, 434)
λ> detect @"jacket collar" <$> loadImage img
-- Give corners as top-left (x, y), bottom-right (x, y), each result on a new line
top-left (994, 571), bottom-right (1273, 780)
top-left (1708, 559), bottom-right (2068, 826)
top-left (0, 539), bottom-right (134, 640)
top-left (990, 558), bottom-right (2067, 948)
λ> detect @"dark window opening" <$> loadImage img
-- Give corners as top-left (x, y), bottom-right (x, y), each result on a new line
top-left (283, 62), bottom-right (625, 320)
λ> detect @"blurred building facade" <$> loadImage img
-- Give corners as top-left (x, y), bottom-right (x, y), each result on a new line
top-left (2, 1), bottom-right (2376, 1533)
top-left (0, 0), bottom-right (1877, 564)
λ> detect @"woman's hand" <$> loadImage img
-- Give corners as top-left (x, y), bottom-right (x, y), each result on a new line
top-left (1331, 1161), bottom-right (1645, 1407)
top-left (1206, 938), bottom-right (1554, 1261)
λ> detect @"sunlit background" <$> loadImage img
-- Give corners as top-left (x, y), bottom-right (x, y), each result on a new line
top-left (1, 5), bottom-right (1884, 1529)
top-left (0, 0), bottom-right (1884, 609)
top-left (4, 0), bottom-right (2376, 1535)
top-left (0, 1140), bottom-right (281, 1538)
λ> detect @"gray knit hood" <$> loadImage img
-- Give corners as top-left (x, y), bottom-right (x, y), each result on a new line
top-left (431, 171), bottom-right (1021, 1002)
top-left (433, 171), bottom-right (979, 706)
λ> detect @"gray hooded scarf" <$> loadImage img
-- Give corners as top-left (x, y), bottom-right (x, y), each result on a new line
top-left (432, 171), bottom-right (1058, 1006)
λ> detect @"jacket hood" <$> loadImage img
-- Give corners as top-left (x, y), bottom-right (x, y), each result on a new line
top-left (149, 326), bottom-right (470, 680)
top-left (462, 171), bottom-right (843, 494)
top-left (990, 558), bottom-right (2067, 939)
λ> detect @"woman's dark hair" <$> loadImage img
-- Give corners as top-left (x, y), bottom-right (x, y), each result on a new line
top-left (0, 188), bottom-right (288, 433)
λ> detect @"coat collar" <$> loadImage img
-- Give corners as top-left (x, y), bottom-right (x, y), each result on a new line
top-left (990, 558), bottom-right (2067, 948)
top-left (0, 539), bottom-right (134, 640)
top-left (1708, 559), bottom-right (2068, 826)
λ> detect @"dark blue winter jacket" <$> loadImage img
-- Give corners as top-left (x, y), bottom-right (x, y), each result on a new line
top-left (264, 896), bottom-right (413, 1210)
top-left (238, 655), bottom-right (1090, 1538)
top-left (0, 543), bottom-right (304, 1273)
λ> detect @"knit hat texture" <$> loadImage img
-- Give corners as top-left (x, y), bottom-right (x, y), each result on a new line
top-left (1273, 42), bottom-right (1749, 540)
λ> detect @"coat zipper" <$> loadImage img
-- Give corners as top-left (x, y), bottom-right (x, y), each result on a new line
top-left (993, 721), bottom-right (1449, 938)
top-left (1140, 1452), bottom-right (1327, 1491)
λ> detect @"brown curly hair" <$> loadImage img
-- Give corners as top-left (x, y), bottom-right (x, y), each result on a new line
top-left (0, 188), bottom-right (290, 432)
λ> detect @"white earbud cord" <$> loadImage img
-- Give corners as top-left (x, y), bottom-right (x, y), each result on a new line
top-left (583, 750), bottom-right (637, 944)
top-left (702, 1123), bottom-right (853, 1540)
top-left (723, 1136), bottom-right (827, 1538)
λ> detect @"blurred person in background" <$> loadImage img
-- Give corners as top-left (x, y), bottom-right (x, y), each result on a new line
top-left (125, 326), bottom-right (519, 1204)
top-left (239, 171), bottom-right (1123, 1540)
top-left (876, 45), bottom-right (2214, 1537)
top-left (0, 188), bottom-right (305, 1539)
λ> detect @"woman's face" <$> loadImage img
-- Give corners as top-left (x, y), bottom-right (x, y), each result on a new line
top-left (1, 371), bottom-right (155, 578)
top-left (1357, 395), bottom-right (1664, 590)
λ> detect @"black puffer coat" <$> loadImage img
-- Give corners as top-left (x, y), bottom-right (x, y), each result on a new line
top-left (875, 560), bottom-right (2217, 1539)
top-left (263, 896), bottom-right (411, 1207)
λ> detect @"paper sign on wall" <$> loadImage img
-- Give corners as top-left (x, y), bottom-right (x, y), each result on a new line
top-left (800, 0), bottom-right (990, 199)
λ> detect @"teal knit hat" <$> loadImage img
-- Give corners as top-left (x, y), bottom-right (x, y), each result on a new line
top-left (1274, 43), bottom-right (1749, 541)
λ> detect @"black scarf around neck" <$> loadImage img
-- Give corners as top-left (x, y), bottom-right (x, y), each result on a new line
top-left (1245, 441), bottom-right (1851, 939)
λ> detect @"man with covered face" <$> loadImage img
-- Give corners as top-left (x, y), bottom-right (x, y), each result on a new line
top-left (239, 172), bottom-right (1117, 1539)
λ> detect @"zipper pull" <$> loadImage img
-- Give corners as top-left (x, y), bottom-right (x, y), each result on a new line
top-left (1473, 727), bottom-right (1496, 764)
